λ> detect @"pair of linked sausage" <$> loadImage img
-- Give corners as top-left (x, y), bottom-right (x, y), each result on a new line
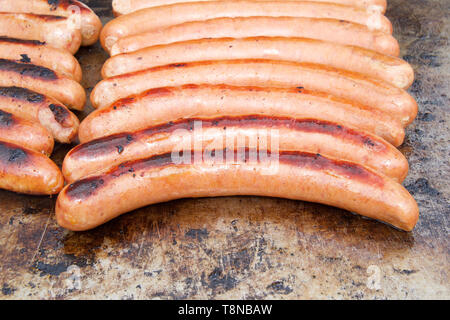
top-left (110, 17), bottom-right (399, 57)
top-left (91, 60), bottom-right (417, 128)
top-left (101, 1), bottom-right (392, 51)
top-left (0, 58), bottom-right (85, 110)
top-left (56, 148), bottom-right (419, 232)
top-left (0, 140), bottom-right (63, 195)
top-left (0, 86), bottom-right (79, 143)
top-left (65, 115), bottom-right (408, 183)
top-left (85, 84), bottom-right (404, 147)
top-left (0, 0), bottom-right (102, 46)
top-left (112, 0), bottom-right (388, 16)
top-left (0, 108), bottom-right (53, 155)
top-left (0, 37), bottom-right (82, 82)
top-left (103, 37), bottom-right (413, 89)
top-left (0, 12), bottom-right (82, 54)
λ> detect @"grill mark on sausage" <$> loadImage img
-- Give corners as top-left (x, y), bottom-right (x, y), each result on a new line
top-left (0, 141), bottom-right (28, 164)
top-left (0, 109), bottom-right (14, 127)
top-left (0, 59), bottom-right (58, 80)
top-left (0, 86), bottom-right (45, 103)
top-left (49, 103), bottom-right (70, 125)
top-left (0, 36), bottom-right (46, 46)
top-left (0, 12), bottom-right (67, 21)
top-left (19, 54), bottom-right (31, 63)
top-left (71, 116), bottom-right (386, 158)
top-left (65, 149), bottom-right (384, 201)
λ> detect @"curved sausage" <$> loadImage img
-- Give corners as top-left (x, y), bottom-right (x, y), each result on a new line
top-left (91, 60), bottom-right (417, 127)
top-left (85, 84), bottom-right (404, 147)
top-left (112, 0), bottom-right (387, 16)
top-left (0, 0), bottom-right (102, 46)
top-left (104, 37), bottom-right (412, 89)
top-left (0, 108), bottom-right (53, 155)
top-left (101, 1), bottom-right (392, 51)
top-left (0, 86), bottom-right (79, 143)
top-left (110, 16), bottom-right (399, 57)
top-left (65, 115), bottom-right (408, 183)
top-left (0, 36), bottom-right (82, 82)
top-left (0, 140), bottom-right (63, 195)
top-left (0, 59), bottom-right (86, 110)
top-left (0, 12), bottom-right (82, 54)
top-left (56, 149), bottom-right (419, 231)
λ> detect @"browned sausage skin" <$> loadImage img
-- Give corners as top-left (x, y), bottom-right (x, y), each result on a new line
top-left (0, 36), bottom-right (82, 82)
top-left (56, 148), bottom-right (418, 231)
top-left (0, 140), bottom-right (63, 194)
top-left (65, 115), bottom-right (408, 183)
top-left (110, 17), bottom-right (399, 57)
top-left (0, 86), bottom-right (79, 143)
top-left (0, 108), bottom-right (54, 155)
top-left (0, 59), bottom-right (86, 110)
top-left (103, 37), bottom-right (413, 88)
top-left (112, 0), bottom-right (388, 16)
top-left (91, 60), bottom-right (417, 127)
top-left (0, 0), bottom-right (102, 46)
top-left (0, 12), bottom-right (82, 54)
top-left (101, 1), bottom-right (392, 51)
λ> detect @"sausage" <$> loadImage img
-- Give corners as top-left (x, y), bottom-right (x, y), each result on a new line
top-left (65, 115), bottom-right (408, 183)
top-left (0, 59), bottom-right (86, 110)
top-left (0, 86), bottom-right (79, 143)
top-left (0, 36), bottom-right (82, 82)
top-left (0, 12), bottom-right (82, 54)
top-left (91, 60), bottom-right (417, 127)
top-left (0, 108), bottom-right (53, 155)
top-left (110, 16), bottom-right (399, 57)
top-left (85, 84), bottom-right (404, 147)
top-left (55, 149), bottom-right (419, 231)
top-left (104, 37), bottom-right (412, 89)
top-left (0, 0), bottom-right (102, 46)
top-left (101, 1), bottom-right (392, 52)
top-left (112, 0), bottom-right (388, 16)
top-left (0, 140), bottom-right (63, 195)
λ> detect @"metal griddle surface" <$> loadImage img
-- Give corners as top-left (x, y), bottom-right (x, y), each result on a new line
top-left (0, 0), bottom-right (448, 299)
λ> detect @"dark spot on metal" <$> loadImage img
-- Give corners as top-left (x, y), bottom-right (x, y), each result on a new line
top-left (393, 268), bottom-right (418, 275)
top-left (1, 283), bottom-right (15, 295)
top-left (0, 86), bottom-right (44, 103)
top-left (19, 54), bottom-right (31, 63)
top-left (206, 268), bottom-right (237, 291)
top-left (267, 280), bottom-right (293, 294)
top-left (0, 59), bottom-right (57, 80)
top-left (405, 178), bottom-right (440, 196)
top-left (185, 228), bottom-right (209, 242)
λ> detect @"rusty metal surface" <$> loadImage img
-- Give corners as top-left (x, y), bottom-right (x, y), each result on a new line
top-left (0, 0), bottom-right (449, 299)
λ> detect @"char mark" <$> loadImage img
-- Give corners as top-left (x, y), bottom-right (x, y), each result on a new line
top-left (0, 36), bottom-right (46, 46)
top-left (0, 141), bottom-right (28, 164)
top-left (49, 104), bottom-right (70, 125)
top-left (0, 109), bottom-right (14, 127)
top-left (0, 59), bottom-right (57, 80)
top-left (19, 54), bottom-right (31, 63)
top-left (66, 149), bottom-right (383, 201)
top-left (0, 86), bottom-right (44, 103)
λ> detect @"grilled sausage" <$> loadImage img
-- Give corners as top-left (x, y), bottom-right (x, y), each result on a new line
top-left (0, 59), bottom-right (86, 110)
top-left (85, 84), bottom-right (404, 147)
top-left (56, 149), bottom-right (419, 231)
top-left (0, 12), bottom-right (82, 54)
top-left (110, 16), bottom-right (399, 57)
top-left (91, 60), bottom-right (417, 127)
top-left (101, 1), bottom-right (392, 51)
top-left (0, 0), bottom-right (102, 46)
top-left (0, 86), bottom-right (79, 143)
top-left (0, 140), bottom-right (63, 195)
top-left (112, 0), bottom-right (388, 16)
top-left (0, 108), bottom-right (53, 155)
top-left (65, 115), bottom-right (408, 183)
top-left (104, 37), bottom-right (412, 88)
top-left (0, 36), bottom-right (82, 82)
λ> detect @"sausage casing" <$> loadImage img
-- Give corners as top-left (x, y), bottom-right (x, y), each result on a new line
top-left (0, 140), bottom-right (63, 194)
top-left (104, 37), bottom-right (412, 88)
top-left (56, 149), bottom-right (418, 231)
